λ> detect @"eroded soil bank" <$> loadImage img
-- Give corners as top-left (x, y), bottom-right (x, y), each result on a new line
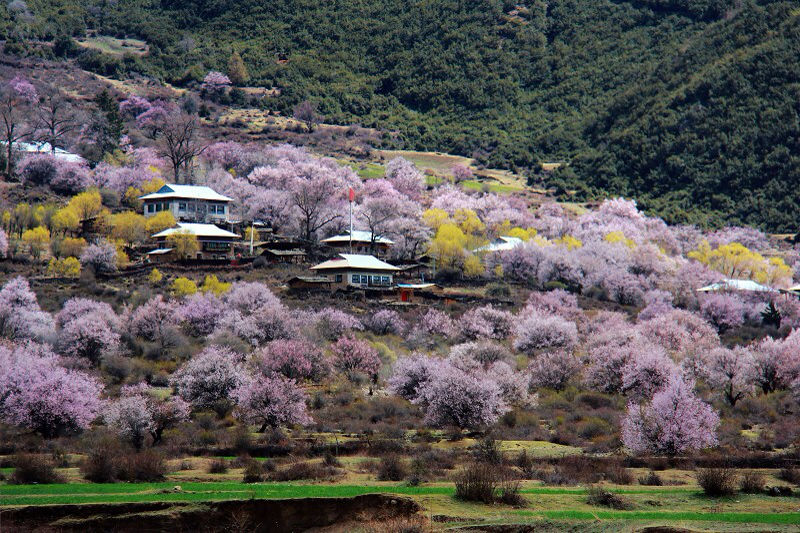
top-left (0, 493), bottom-right (420, 532)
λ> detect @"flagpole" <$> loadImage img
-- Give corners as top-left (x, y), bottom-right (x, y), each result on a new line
top-left (348, 187), bottom-right (354, 254)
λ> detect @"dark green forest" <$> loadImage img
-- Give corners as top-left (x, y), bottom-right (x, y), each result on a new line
top-left (3, 0), bottom-right (800, 231)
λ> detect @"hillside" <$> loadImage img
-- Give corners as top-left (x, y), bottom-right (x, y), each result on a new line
top-left (4, 0), bottom-right (800, 229)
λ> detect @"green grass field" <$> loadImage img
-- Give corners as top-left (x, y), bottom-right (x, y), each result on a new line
top-left (2, 481), bottom-right (799, 527)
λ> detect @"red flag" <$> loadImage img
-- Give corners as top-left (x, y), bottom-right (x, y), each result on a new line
top-left (348, 187), bottom-right (355, 202)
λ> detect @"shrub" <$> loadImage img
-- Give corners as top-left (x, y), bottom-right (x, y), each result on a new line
top-left (454, 462), bottom-right (497, 503)
top-left (473, 436), bottom-right (503, 465)
top-left (242, 460), bottom-right (264, 483)
top-left (586, 485), bottom-right (632, 510)
top-left (605, 461), bottom-right (634, 485)
top-left (10, 454), bottom-right (63, 484)
top-left (81, 442), bottom-right (121, 483)
top-left (208, 458), bottom-right (229, 474)
top-left (323, 452), bottom-right (341, 467)
top-left (638, 471), bottom-right (663, 486)
top-left (740, 471), bottom-right (766, 493)
top-left (377, 455), bottom-right (407, 481)
top-left (778, 468), bottom-right (800, 485)
top-left (117, 450), bottom-right (166, 482)
top-left (497, 478), bottom-right (526, 507)
top-left (696, 467), bottom-right (738, 496)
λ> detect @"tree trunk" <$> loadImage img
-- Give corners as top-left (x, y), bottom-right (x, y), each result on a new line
top-left (5, 141), bottom-right (12, 176)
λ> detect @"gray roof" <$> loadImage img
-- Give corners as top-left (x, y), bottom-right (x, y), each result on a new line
top-left (152, 223), bottom-right (240, 239)
top-left (140, 184), bottom-right (233, 202)
top-left (321, 230), bottom-right (394, 245)
top-left (311, 253), bottom-right (400, 272)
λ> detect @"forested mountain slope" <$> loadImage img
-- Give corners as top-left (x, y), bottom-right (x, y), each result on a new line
top-left (4, 0), bottom-right (799, 230)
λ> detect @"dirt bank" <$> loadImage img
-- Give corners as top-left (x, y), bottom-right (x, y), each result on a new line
top-left (0, 493), bottom-right (420, 532)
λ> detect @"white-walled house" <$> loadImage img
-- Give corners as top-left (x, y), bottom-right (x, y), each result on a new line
top-left (140, 184), bottom-right (233, 223)
top-left (310, 254), bottom-right (399, 289)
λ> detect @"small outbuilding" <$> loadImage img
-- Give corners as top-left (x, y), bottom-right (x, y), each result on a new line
top-left (288, 276), bottom-right (334, 291)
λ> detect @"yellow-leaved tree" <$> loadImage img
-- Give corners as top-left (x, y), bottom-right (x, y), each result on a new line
top-left (22, 226), bottom-right (50, 259)
top-left (427, 223), bottom-right (467, 270)
top-left (422, 208), bottom-right (451, 231)
top-left (111, 211), bottom-right (147, 246)
top-left (67, 190), bottom-right (104, 223)
top-left (201, 274), bottom-right (231, 296)
top-left (171, 277), bottom-right (198, 297)
top-left (689, 240), bottom-right (793, 287)
top-left (145, 211), bottom-right (177, 236)
top-left (148, 268), bottom-right (163, 285)
top-left (47, 257), bottom-right (81, 278)
top-left (51, 207), bottom-right (81, 235)
top-left (166, 230), bottom-right (200, 260)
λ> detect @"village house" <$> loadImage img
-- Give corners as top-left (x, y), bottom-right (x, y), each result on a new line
top-left (474, 235), bottom-right (524, 253)
top-left (149, 222), bottom-right (241, 260)
top-left (320, 230), bottom-right (394, 256)
top-left (310, 253), bottom-right (399, 289)
top-left (3, 141), bottom-right (86, 163)
top-left (140, 184), bottom-right (234, 223)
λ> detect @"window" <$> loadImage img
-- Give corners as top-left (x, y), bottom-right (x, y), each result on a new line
top-left (209, 205), bottom-right (217, 214)
top-left (147, 204), bottom-right (155, 213)
top-left (351, 274), bottom-right (359, 283)
top-left (382, 276), bottom-right (390, 285)
top-left (178, 202), bottom-right (187, 211)
top-left (360, 275), bottom-right (368, 284)
top-left (335, 274), bottom-right (342, 282)
top-left (188, 203), bottom-right (196, 212)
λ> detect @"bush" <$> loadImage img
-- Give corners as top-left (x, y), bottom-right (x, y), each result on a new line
top-left (454, 462), bottom-right (497, 503)
top-left (778, 468), bottom-right (800, 485)
top-left (638, 471), bottom-right (663, 486)
top-left (117, 450), bottom-right (166, 482)
top-left (242, 460), bottom-right (264, 483)
top-left (377, 455), bottom-right (407, 481)
top-left (740, 471), bottom-right (766, 493)
top-left (208, 458), bottom-right (229, 474)
top-left (605, 461), bottom-right (634, 485)
top-left (473, 436), bottom-right (503, 465)
top-left (323, 452), bottom-right (341, 467)
top-left (81, 441), bottom-right (122, 483)
top-left (696, 468), bottom-right (738, 496)
top-left (516, 450), bottom-right (535, 479)
top-left (586, 485), bottom-right (632, 510)
top-left (497, 478), bottom-right (526, 506)
top-left (10, 454), bottom-right (63, 484)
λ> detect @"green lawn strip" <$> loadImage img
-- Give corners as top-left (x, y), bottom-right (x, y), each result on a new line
top-left (1, 482), bottom-right (697, 498)
top-left (513, 510), bottom-right (800, 525)
top-left (3, 483), bottom-right (798, 524)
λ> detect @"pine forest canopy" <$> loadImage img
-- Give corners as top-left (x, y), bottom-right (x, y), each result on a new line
top-left (5, 0), bottom-right (800, 231)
